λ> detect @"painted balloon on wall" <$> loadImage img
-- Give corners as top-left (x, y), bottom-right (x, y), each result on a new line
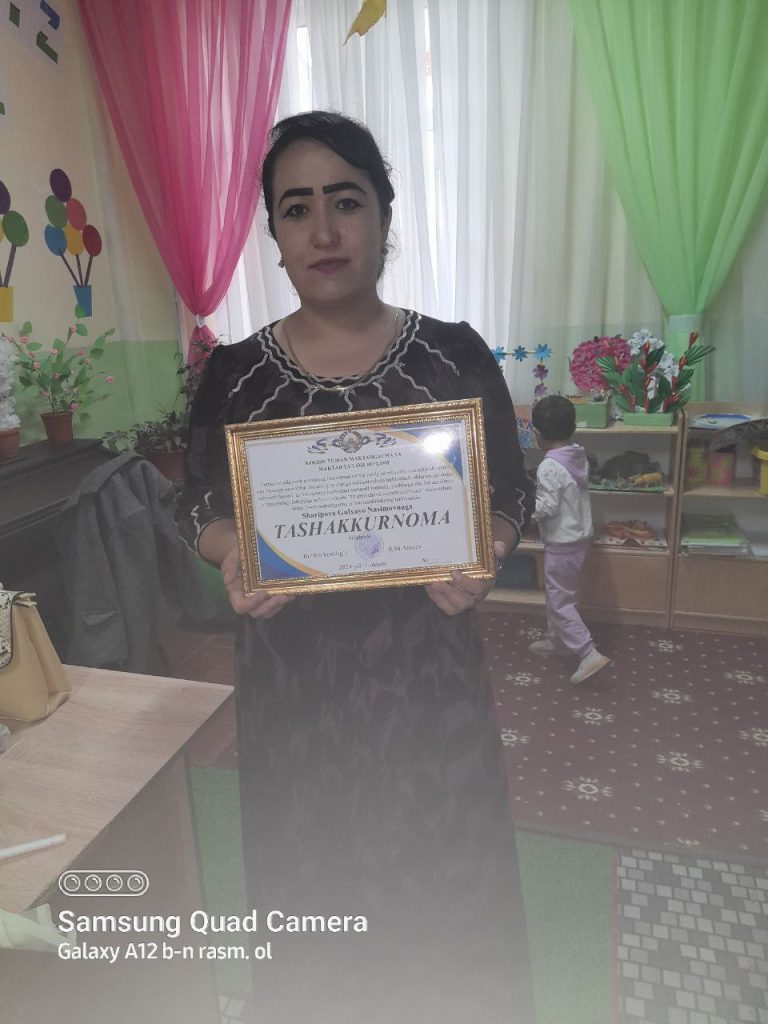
top-left (44, 169), bottom-right (103, 317)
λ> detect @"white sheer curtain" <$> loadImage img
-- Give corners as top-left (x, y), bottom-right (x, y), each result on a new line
top-left (210, 0), bottom-right (533, 389)
top-left (210, 0), bottom-right (768, 404)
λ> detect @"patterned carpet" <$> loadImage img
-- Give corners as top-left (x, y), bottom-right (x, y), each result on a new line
top-left (481, 613), bottom-right (768, 861)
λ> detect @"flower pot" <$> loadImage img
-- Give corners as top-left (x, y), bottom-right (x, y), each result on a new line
top-left (622, 410), bottom-right (675, 428)
top-left (73, 285), bottom-right (92, 317)
top-left (569, 397), bottom-right (609, 429)
top-left (144, 448), bottom-right (184, 483)
top-left (0, 426), bottom-right (21, 459)
top-left (0, 286), bottom-right (14, 322)
top-left (41, 410), bottom-right (74, 446)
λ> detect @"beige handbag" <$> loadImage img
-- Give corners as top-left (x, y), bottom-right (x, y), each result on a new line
top-left (0, 585), bottom-right (70, 722)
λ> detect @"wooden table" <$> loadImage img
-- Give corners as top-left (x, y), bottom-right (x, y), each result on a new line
top-left (0, 666), bottom-right (233, 1023)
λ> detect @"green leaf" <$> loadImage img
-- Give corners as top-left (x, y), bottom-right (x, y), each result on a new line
top-left (79, 412), bottom-right (91, 423)
top-left (601, 370), bottom-right (622, 388)
top-left (91, 348), bottom-right (104, 360)
top-left (26, 342), bottom-right (42, 351)
top-left (20, 321), bottom-right (32, 335)
top-left (613, 392), bottom-right (632, 412)
top-left (75, 324), bottom-right (88, 336)
top-left (74, 305), bottom-right (86, 319)
top-left (18, 374), bottom-right (33, 388)
top-left (53, 339), bottom-right (65, 351)
top-left (685, 344), bottom-right (715, 366)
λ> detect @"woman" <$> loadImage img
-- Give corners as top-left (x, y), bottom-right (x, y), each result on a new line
top-left (179, 112), bottom-right (535, 1022)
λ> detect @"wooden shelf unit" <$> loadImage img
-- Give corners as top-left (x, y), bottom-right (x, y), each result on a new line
top-left (682, 481), bottom-right (766, 500)
top-left (671, 401), bottom-right (768, 635)
top-left (489, 402), bottom-right (767, 634)
top-left (486, 406), bottom-right (682, 626)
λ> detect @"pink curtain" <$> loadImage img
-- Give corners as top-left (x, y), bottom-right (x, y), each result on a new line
top-left (77, 0), bottom-right (291, 352)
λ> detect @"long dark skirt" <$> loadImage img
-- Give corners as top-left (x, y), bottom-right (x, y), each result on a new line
top-left (235, 588), bottom-right (535, 1023)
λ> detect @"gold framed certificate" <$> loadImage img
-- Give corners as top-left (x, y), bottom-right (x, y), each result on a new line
top-left (225, 399), bottom-right (495, 596)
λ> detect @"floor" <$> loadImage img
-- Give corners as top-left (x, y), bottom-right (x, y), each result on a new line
top-left (162, 612), bottom-right (768, 1024)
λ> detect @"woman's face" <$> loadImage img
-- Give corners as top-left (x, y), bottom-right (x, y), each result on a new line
top-left (270, 140), bottom-right (391, 308)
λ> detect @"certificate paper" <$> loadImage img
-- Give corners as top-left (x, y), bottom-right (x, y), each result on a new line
top-left (225, 400), bottom-right (495, 596)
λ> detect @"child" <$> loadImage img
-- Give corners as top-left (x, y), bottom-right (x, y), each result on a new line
top-left (530, 395), bottom-right (610, 684)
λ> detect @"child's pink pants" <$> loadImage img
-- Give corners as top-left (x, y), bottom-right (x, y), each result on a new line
top-left (543, 539), bottom-right (594, 659)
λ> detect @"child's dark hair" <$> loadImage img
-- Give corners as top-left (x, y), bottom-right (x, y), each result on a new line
top-left (531, 395), bottom-right (576, 441)
top-left (261, 111), bottom-right (395, 239)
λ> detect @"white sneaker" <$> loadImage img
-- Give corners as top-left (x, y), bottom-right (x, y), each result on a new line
top-left (529, 638), bottom-right (561, 656)
top-left (571, 649), bottom-right (610, 685)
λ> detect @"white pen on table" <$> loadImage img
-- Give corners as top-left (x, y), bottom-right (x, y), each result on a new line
top-left (0, 834), bottom-right (67, 862)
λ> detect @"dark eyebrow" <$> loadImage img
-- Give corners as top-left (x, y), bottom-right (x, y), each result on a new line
top-left (277, 181), bottom-right (366, 206)
top-left (322, 181), bottom-right (366, 196)
top-left (278, 187), bottom-right (313, 205)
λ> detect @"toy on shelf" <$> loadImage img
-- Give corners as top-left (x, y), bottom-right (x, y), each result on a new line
top-left (587, 450), bottom-right (665, 492)
top-left (596, 520), bottom-right (666, 548)
top-left (753, 445), bottom-right (768, 496)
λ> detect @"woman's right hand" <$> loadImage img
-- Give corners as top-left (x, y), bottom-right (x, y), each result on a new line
top-left (220, 544), bottom-right (295, 619)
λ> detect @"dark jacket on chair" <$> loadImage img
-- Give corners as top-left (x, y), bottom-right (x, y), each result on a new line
top-left (56, 453), bottom-right (220, 672)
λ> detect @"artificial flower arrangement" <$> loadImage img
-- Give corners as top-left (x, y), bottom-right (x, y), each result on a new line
top-left (0, 334), bottom-right (22, 457)
top-left (0, 335), bottom-right (20, 431)
top-left (2, 307), bottom-right (115, 421)
top-left (596, 329), bottom-right (715, 415)
top-left (569, 334), bottom-right (630, 396)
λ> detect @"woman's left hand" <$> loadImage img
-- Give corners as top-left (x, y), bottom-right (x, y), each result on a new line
top-left (425, 538), bottom-right (509, 616)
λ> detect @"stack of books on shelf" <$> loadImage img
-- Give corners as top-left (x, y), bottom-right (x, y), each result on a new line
top-left (680, 513), bottom-right (751, 556)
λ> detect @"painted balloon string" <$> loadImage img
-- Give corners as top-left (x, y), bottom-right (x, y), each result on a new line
top-left (58, 252), bottom-right (79, 285)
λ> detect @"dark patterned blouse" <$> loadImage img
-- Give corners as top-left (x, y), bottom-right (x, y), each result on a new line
top-left (178, 310), bottom-right (531, 551)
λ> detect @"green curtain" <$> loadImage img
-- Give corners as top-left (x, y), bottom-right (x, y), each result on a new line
top-left (570, 0), bottom-right (768, 394)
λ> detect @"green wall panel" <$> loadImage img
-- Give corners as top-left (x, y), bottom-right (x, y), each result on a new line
top-left (14, 339), bottom-right (181, 442)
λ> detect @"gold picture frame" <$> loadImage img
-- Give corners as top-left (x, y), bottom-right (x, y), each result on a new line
top-left (225, 398), bottom-right (495, 597)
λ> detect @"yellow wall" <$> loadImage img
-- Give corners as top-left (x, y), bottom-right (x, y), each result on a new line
top-left (0, 0), bottom-right (179, 436)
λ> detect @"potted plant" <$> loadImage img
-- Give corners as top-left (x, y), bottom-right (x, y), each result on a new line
top-left (0, 334), bottom-right (21, 459)
top-left (101, 333), bottom-right (217, 482)
top-left (103, 408), bottom-right (187, 481)
top-left (568, 334), bottom-right (630, 428)
top-left (2, 307), bottom-right (115, 445)
top-left (597, 329), bottom-right (715, 426)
